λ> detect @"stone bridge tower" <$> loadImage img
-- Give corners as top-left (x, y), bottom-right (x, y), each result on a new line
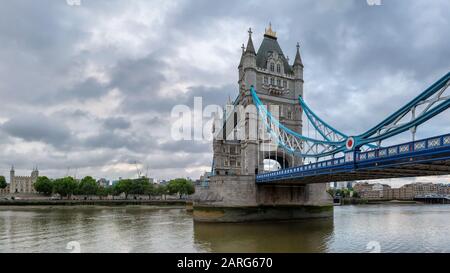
top-left (193, 25), bottom-right (332, 222)
top-left (237, 24), bottom-right (304, 174)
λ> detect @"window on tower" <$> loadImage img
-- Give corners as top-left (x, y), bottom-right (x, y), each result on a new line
top-left (270, 63), bottom-right (275, 72)
top-left (276, 64), bottom-right (281, 73)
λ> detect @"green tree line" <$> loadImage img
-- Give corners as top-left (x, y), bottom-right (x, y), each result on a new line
top-left (33, 176), bottom-right (195, 199)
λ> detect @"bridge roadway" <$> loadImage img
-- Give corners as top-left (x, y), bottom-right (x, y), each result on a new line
top-left (256, 133), bottom-right (450, 185)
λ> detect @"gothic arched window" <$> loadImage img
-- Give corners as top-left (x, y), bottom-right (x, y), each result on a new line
top-left (270, 63), bottom-right (275, 72)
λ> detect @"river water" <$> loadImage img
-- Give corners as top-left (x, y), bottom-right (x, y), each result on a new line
top-left (1, 204), bottom-right (450, 253)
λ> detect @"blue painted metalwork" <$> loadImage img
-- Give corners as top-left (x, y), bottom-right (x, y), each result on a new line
top-left (251, 72), bottom-right (450, 160)
top-left (356, 72), bottom-right (450, 145)
top-left (251, 86), bottom-right (340, 145)
top-left (251, 86), bottom-right (346, 158)
top-left (299, 96), bottom-right (347, 141)
top-left (256, 133), bottom-right (450, 183)
top-left (299, 95), bottom-right (377, 149)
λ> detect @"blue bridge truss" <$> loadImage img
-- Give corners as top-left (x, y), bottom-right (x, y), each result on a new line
top-left (257, 133), bottom-right (450, 184)
top-left (252, 72), bottom-right (450, 184)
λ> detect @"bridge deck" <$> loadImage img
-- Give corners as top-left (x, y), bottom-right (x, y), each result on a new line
top-left (256, 134), bottom-right (450, 185)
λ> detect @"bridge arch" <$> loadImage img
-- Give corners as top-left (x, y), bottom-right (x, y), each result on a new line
top-left (263, 152), bottom-right (291, 172)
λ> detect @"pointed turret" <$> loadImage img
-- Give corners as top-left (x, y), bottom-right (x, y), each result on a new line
top-left (240, 27), bottom-right (257, 89)
top-left (293, 42), bottom-right (303, 67)
top-left (293, 42), bottom-right (304, 83)
top-left (238, 44), bottom-right (245, 68)
top-left (245, 28), bottom-right (256, 55)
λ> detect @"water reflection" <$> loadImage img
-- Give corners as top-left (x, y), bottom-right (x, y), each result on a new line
top-left (2, 205), bottom-right (450, 253)
top-left (194, 218), bottom-right (334, 253)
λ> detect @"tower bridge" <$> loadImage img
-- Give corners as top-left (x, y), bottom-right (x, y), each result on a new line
top-left (192, 25), bottom-right (450, 223)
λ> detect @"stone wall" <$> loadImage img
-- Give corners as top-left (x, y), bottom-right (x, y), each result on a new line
top-left (194, 175), bottom-right (258, 207)
top-left (194, 175), bottom-right (332, 207)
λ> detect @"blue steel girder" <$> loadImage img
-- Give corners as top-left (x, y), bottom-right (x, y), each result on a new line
top-left (256, 133), bottom-right (450, 184)
top-left (356, 72), bottom-right (450, 147)
top-left (251, 72), bottom-right (450, 160)
top-left (298, 96), bottom-right (378, 150)
top-left (251, 86), bottom-right (345, 158)
top-left (298, 96), bottom-right (347, 142)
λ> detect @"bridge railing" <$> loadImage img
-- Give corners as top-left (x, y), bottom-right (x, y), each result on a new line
top-left (256, 133), bottom-right (450, 182)
top-left (357, 133), bottom-right (450, 162)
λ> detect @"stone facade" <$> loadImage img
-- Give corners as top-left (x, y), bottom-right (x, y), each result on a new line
top-left (194, 25), bottom-right (333, 222)
top-left (9, 166), bottom-right (38, 194)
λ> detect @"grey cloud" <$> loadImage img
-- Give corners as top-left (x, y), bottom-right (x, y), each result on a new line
top-left (103, 117), bottom-right (131, 130)
top-left (58, 78), bottom-right (110, 102)
top-left (1, 113), bottom-right (72, 147)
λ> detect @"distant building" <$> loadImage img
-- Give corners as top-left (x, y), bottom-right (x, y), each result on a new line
top-left (159, 180), bottom-right (169, 186)
top-left (97, 178), bottom-right (110, 187)
top-left (353, 182), bottom-right (391, 200)
top-left (196, 172), bottom-right (212, 187)
top-left (354, 182), bottom-right (450, 200)
top-left (9, 166), bottom-right (38, 194)
top-left (332, 182), bottom-right (348, 190)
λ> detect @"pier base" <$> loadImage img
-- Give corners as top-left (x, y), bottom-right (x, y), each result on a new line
top-left (193, 205), bottom-right (333, 223)
top-left (193, 175), bottom-right (333, 223)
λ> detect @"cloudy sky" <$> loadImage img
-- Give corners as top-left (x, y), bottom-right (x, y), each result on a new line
top-left (0, 0), bottom-right (449, 186)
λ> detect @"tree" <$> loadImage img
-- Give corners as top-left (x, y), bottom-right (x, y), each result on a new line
top-left (78, 176), bottom-right (98, 196)
top-left (0, 176), bottom-right (6, 189)
top-left (154, 184), bottom-right (168, 200)
top-left (112, 179), bottom-right (133, 199)
top-left (53, 177), bottom-right (78, 199)
top-left (96, 186), bottom-right (112, 199)
top-left (34, 176), bottom-right (53, 196)
top-left (144, 182), bottom-right (155, 199)
top-left (130, 177), bottom-right (150, 195)
top-left (167, 178), bottom-right (195, 199)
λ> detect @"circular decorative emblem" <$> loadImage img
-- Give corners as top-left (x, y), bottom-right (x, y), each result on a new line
top-left (346, 137), bottom-right (355, 150)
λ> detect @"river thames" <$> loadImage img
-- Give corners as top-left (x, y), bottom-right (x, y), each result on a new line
top-left (1, 204), bottom-right (450, 253)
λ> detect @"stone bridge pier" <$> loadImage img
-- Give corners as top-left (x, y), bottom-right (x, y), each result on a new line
top-left (193, 175), bottom-right (332, 222)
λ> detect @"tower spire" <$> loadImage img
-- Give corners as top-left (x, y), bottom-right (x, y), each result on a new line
top-left (245, 28), bottom-right (256, 55)
top-left (264, 22), bottom-right (277, 39)
top-left (293, 42), bottom-right (303, 67)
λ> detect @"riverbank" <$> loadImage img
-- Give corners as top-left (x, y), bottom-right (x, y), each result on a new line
top-left (341, 198), bottom-right (421, 205)
top-left (0, 199), bottom-right (187, 207)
